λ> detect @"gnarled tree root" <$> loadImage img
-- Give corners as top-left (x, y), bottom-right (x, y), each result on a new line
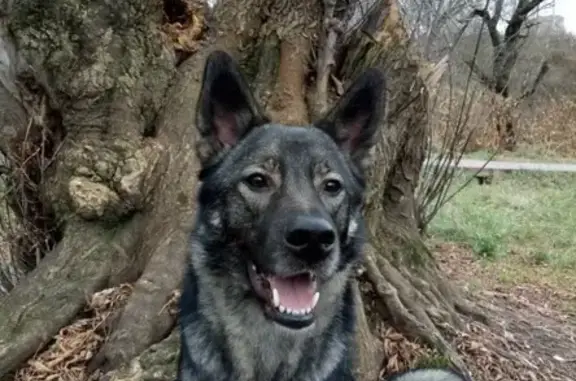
top-left (353, 280), bottom-right (383, 381)
top-left (105, 329), bottom-right (180, 381)
top-left (85, 50), bottom-right (207, 375)
top-left (361, 243), bottom-right (489, 380)
top-left (0, 218), bottom-right (143, 379)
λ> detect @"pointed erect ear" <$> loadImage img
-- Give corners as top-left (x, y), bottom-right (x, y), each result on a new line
top-left (313, 68), bottom-right (387, 172)
top-left (195, 50), bottom-right (269, 166)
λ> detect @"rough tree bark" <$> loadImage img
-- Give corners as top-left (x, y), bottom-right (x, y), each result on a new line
top-left (0, 0), bottom-right (485, 380)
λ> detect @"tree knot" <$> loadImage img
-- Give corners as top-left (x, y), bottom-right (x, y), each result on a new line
top-left (64, 139), bottom-right (164, 222)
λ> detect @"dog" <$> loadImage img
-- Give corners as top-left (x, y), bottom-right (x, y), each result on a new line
top-left (387, 368), bottom-right (469, 381)
top-left (177, 49), bottom-right (386, 381)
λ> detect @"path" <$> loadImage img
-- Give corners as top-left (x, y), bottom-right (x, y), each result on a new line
top-left (424, 158), bottom-right (576, 173)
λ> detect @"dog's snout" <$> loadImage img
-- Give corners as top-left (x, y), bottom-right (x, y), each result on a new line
top-left (285, 216), bottom-right (336, 261)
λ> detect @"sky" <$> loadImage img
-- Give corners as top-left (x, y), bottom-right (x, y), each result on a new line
top-left (553, 0), bottom-right (576, 34)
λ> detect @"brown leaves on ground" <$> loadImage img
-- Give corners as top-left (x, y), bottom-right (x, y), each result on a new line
top-left (11, 284), bottom-right (182, 381)
top-left (436, 243), bottom-right (576, 381)
top-left (9, 242), bottom-right (576, 381)
top-left (13, 285), bottom-right (133, 381)
top-left (368, 243), bottom-right (575, 381)
top-left (378, 328), bottom-right (431, 379)
top-left (162, 0), bottom-right (205, 55)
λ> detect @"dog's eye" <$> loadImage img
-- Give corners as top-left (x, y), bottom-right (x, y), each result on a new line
top-left (245, 173), bottom-right (270, 190)
top-left (323, 179), bottom-right (342, 194)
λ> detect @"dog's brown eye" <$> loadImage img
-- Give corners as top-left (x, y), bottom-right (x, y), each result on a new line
top-left (245, 173), bottom-right (269, 190)
top-left (323, 179), bottom-right (342, 194)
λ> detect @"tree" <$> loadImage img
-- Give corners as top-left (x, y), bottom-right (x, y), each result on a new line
top-left (465, 0), bottom-right (552, 150)
top-left (0, 0), bottom-right (485, 380)
top-left (399, 0), bottom-right (482, 60)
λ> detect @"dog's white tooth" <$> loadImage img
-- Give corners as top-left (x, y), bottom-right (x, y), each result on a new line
top-left (286, 308), bottom-right (293, 314)
top-left (312, 292), bottom-right (320, 309)
top-left (272, 288), bottom-right (280, 307)
top-left (279, 305), bottom-right (286, 313)
top-left (300, 309), bottom-right (306, 315)
top-left (305, 307), bottom-right (311, 314)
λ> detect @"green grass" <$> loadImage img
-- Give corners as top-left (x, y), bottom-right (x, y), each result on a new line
top-left (428, 171), bottom-right (576, 269)
top-left (412, 354), bottom-right (452, 369)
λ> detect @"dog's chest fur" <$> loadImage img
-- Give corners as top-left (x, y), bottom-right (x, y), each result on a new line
top-left (226, 325), bottom-right (344, 381)
top-left (179, 256), bottom-right (354, 381)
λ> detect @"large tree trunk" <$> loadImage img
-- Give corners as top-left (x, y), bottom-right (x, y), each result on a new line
top-left (0, 0), bottom-right (485, 379)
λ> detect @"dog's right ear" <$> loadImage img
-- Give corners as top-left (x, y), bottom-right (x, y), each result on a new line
top-left (313, 68), bottom-right (386, 172)
top-left (195, 50), bottom-right (269, 165)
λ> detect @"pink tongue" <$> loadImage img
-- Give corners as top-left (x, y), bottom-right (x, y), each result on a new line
top-left (269, 274), bottom-right (315, 310)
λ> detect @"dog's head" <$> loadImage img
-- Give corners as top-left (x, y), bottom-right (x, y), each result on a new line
top-left (192, 50), bottom-right (387, 331)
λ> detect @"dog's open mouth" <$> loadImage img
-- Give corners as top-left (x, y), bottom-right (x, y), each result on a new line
top-left (247, 262), bottom-right (319, 329)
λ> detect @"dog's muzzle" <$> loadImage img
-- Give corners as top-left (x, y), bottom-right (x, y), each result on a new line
top-left (246, 215), bottom-right (337, 330)
top-left (247, 263), bottom-right (319, 329)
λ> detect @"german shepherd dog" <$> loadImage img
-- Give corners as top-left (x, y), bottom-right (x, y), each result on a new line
top-left (177, 50), bottom-right (469, 381)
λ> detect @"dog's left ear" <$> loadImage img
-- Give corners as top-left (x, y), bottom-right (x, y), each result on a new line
top-left (195, 50), bottom-right (269, 166)
top-left (313, 68), bottom-right (386, 171)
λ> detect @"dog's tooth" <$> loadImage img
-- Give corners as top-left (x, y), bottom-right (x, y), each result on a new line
top-left (286, 308), bottom-right (293, 314)
top-left (300, 309), bottom-right (307, 315)
top-left (305, 307), bottom-right (311, 314)
top-left (272, 288), bottom-right (280, 307)
top-left (279, 305), bottom-right (286, 313)
top-left (312, 292), bottom-right (320, 309)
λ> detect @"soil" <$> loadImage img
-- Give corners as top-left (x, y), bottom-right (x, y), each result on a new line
top-left (434, 242), bottom-right (576, 381)
top-left (11, 241), bottom-right (576, 381)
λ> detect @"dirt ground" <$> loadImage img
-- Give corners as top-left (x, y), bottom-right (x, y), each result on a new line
top-left (434, 242), bottom-right (576, 381)
top-left (10, 242), bottom-right (576, 381)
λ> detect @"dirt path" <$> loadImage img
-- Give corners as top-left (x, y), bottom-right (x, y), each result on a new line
top-left (436, 242), bottom-right (576, 381)
top-left (425, 157), bottom-right (576, 172)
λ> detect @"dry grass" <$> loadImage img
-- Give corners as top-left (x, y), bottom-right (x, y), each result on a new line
top-left (428, 83), bottom-right (576, 160)
top-left (517, 97), bottom-right (576, 159)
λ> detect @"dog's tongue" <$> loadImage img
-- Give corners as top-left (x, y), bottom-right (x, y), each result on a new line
top-left (269, 274), bottom-right (315, 310)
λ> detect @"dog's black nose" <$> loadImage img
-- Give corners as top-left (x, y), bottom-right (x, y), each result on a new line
top-left (285, 216), bottom-right (336, 261)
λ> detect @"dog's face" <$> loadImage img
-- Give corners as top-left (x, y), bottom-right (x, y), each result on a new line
top-left (193, 51), bottom-right (387, 331)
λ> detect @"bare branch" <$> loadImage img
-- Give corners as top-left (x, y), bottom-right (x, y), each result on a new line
top-left (519, 60), bottom-right (549, 100)
top-left (517, 0), bottom-right (547, 17)
top-left (463, 59), bottom-right (494, 88)
top-left (505, 0), bottom-right (547, 40)
top-left (470, 8), bottom-right (501, 48)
